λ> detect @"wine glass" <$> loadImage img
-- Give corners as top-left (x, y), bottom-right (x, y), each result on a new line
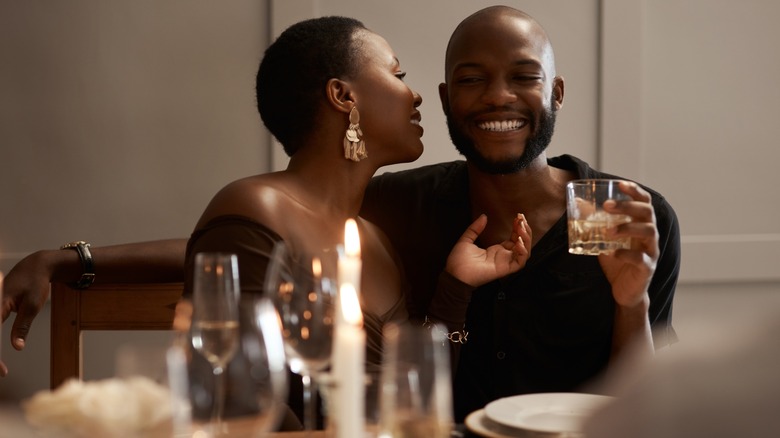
top-left (266, 241), bottom-right (338, 431)
top-left (191, 252), bottom-right (241, 437)
top-left (114, 339), bottom-right (193, 437)
top-left (236, 296), bottom-right (290, 435)
top-left (379, 322), bottom-right (454, 438)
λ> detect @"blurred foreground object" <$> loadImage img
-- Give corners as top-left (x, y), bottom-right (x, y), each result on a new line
top-left (24, 376), bottom-right (178, 437)
top-left (585, 314), bottom-right (780, 437)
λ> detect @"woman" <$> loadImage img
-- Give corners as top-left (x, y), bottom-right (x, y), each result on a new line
top-left (182, 16), bottom-right (423, 360)
top-left (182, 16), bottom-right (427, 427)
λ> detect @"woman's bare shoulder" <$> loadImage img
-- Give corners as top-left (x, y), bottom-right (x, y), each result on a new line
top-left (195, 174), bottom-right (291, 228)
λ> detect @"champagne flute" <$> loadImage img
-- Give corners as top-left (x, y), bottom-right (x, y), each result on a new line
top-left (266, 241), bottom-right (337, 431)
top-left (191, 252), bottom-right (241, 437)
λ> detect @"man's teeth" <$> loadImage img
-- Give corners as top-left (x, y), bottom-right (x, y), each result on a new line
top-left (478, 120), bottom-right (523, 132)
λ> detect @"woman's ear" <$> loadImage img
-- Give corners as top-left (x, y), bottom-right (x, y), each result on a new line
top-left (326, 78), bottom-right (354, 114)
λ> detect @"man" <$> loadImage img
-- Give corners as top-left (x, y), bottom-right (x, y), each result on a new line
top-left (361, 6), bottom-right (678, 420)
top-left (2, 6), bottom-right (679, 423)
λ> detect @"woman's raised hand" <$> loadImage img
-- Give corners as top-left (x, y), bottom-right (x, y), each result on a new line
top-left (446, 213), bottom-right (532, 287)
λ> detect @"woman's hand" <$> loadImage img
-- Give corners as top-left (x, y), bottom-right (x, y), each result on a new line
top-left (173, 299), bottom-right (193, 332)
top-left (1, 250), bottom-right (61, 376)
top-left (446, 213), bottom-right (532, 287)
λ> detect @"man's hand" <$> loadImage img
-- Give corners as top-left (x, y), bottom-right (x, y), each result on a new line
top-left (598, 181), bottom-right (659, 310)
top-left (446, 213), bottom-right (532, 287)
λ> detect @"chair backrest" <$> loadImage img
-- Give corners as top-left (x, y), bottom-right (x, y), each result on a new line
top-left (49, 282), bottom-right (183, 389)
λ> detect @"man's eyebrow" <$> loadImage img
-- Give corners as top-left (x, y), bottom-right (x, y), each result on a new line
top-left (512, 59), bottom-right (543, 69)
top-left (452, 61), bottom-right (481, 71)
top-left (452, 59), bottom-right (543, 71)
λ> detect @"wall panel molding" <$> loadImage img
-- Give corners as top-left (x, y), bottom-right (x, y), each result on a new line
top-left (681, 236), bottom-right (780, 284)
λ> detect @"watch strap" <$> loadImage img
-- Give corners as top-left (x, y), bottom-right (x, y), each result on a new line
top-left (60, 241), bottom-right (95, 289)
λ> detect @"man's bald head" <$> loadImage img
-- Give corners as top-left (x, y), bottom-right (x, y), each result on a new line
top-left (444, 6), bottom-right (557, 81)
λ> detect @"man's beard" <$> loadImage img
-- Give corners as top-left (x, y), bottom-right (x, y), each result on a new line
top-left (446, 103), bottom-right (557, 175)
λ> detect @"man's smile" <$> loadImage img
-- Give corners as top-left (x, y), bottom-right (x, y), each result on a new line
top-left (477, 118), bottom-right (527, 132)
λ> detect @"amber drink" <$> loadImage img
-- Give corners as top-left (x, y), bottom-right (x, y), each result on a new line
top-left (566, 179), bottom-right (632, 255)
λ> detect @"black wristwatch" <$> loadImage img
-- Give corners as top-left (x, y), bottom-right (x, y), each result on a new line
top-left (60, 240), bottom-right (95, 289)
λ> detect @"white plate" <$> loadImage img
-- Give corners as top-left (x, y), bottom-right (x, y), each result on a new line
top-left (466, 409), bottom-right (523, 438)
top-left (483, 393), bottom-right (613, 433)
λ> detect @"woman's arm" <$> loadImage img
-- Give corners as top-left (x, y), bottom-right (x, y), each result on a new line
top-left (427, 214), bottom-right (531, 371)
top-left (1, 238), bottom-right (187, 376)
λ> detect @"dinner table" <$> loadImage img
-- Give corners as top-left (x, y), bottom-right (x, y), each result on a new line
top-left (0, 402), bottom-right (478, 437)
top-left (0, 402), bottom-right (330, 437)
top-left (3, 395), bottom-right (600, 437)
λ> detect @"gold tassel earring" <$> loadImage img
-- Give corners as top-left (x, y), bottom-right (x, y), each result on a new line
top-left (343, 106), bottom-right (367, 162)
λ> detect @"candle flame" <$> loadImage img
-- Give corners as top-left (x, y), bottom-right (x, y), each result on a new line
top-left (344, 219), bottom-right (360, 257)
top-left (312, 256), bottom-right (322, 277)
top-left (339, 283), bottom-right (363, 326)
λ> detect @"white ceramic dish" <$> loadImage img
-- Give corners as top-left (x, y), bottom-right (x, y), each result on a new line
top-left (483, 393), bottom-right (613, 434)
top-left (465, 408), bottom-right (517, 437)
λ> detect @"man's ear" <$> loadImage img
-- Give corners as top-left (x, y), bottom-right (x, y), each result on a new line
top-left (552, 76), bottom-right (565, 110)
top-left (438, 82), bottom-right (450, 115)
top-left (326, 78), bottom-right (355, 114)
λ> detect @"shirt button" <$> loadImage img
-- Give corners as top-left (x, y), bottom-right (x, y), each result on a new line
top-left (497, 291), bottom-right (506, 300)
top-left (496, 351), bottom-right (506, 360)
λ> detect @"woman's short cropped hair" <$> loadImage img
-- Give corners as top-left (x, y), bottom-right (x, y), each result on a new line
top-left (256, 16), bottom-right (367, 155)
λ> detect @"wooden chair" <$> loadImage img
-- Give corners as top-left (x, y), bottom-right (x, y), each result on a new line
top-left (49, 282), bottom-right (183, 389)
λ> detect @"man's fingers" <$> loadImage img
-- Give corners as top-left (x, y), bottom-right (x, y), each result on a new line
top-left (618, 181), bottom-right (651, 202)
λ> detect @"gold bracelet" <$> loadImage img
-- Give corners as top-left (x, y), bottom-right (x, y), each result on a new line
top-left (423, 315), bottom-right (469, 344)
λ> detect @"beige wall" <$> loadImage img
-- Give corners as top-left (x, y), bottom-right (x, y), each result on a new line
top-left (602, 0), bottom-right (780, 284)
top-left (0, 0), bottom-right (270, 268)
top-left (2, 0), bottom-right (779, 402)
top-left (0, 0), bottom-right (270, 400)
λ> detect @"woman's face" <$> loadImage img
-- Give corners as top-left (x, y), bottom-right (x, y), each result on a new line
top-left (349, 31), bottom-right (424, 166)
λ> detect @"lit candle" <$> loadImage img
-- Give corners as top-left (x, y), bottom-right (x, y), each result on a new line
top-left (338, 219), bottom-right (362, 297)
top-left (332, 283), bottom-right (366, 438)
